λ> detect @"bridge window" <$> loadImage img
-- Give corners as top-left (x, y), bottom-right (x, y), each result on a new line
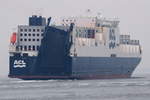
top-left (24, 38), bottom-right (27, 41)
top-left (37, 34), bottom-right (39, 36)
top-left (28, 33), bottom-right (31, 36)
top-left (111, 54), bottom-right (116, 57)
top-left (32, 46), bottom-right (35, 51)
top-left (32, 34), bottom-right (35, 36)
top-left (33, 29), bottom-right (35, 32)
top-left (32, 39), bottom-right (35, 41)
top-left (28, 39), bottom-right (31, 41)
top-left (20, 29), bottom-right (23, 32)
top-left (20, 38), bottom-right (23, 41)
top-left (28, 45), bottom-right (31, 50)
top-left (24, 46), bottom-right (27, 51)
top-left (20, 46), bottom-right (22, 51)
top-left (24, 33), bottom-right (27, 36)
top-left (24, 29), bottom-right (27, 32)
top-left (20, 33), bottom-right (23, 36)
top-left (29, 29), bottom-right (31, 32)
top-left (37, 29), bottom-right (40, 32)
top-left (37, 39), bottom-right (39, 41)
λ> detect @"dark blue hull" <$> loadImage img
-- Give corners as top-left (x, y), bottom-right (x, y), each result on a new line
top-left (9, 56), bottom-right (141, 80)
top-left (71, 57), bottom-right (141, 79)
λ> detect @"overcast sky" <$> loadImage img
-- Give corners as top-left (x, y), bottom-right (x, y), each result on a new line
top-left (0, 0), bottom-right (150, 76)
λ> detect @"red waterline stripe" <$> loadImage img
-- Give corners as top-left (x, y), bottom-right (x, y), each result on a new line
top-left (8, 74), bottom-right (131, 79)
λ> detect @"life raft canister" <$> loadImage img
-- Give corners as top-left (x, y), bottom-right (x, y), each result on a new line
top-left (10, 32), bottom-right (17, 44)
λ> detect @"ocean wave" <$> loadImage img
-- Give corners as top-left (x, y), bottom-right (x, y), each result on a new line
top-left (96, 80), bottom-right (150, 87)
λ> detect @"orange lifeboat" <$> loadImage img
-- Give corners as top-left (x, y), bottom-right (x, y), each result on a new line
top-left (10, 32), bottom-right (17, 44)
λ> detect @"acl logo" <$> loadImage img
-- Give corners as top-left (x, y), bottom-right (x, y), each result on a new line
top-left (13, 60), bottom-right (26, 68)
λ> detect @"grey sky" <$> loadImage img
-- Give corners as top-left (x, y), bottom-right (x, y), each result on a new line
top-left (0, 0), bottom-right (149, 76)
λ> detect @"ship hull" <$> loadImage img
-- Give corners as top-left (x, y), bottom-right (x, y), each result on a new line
top-left (8, 22), bottom-right (141, 80)
top-left (9, 56), bottom-right (141, 80)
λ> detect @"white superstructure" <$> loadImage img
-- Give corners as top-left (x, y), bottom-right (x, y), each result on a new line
top-left (17, 25), bottom-right (45, 55)
top-left (9, 15), bottom-right (46, 56)
top-left (61, 16), bottom-right (142, 58)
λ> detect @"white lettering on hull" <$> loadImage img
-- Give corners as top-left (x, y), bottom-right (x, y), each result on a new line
top-left (13, 60), bottom-right (26, 68)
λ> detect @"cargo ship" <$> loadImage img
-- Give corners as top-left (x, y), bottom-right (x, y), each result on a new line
top-left (8, 15), bottom-right (142, 80)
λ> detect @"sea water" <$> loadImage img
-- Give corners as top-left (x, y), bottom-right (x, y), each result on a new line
top-left (0, 74), bottom-right (150, 100)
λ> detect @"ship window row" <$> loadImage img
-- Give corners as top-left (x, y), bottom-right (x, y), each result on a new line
top-left (62, 19), bottom-right (76, 22)
top-left (19, 45), bottom-right (40, 51)
top-left (20, 28), bottom-right (44, 32)
top-left (20, 38), bottom-right (41, 42)
top-left (76, 33), bottom-right (95, 38)
top-left (62, 19), bottom-right (95, 23)
top-left (20, 33), bottom-right (44, 37)
top-left (76, 29), bottom-right (95, 38)
top-left (76, 29), bottom-right (99, 33)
